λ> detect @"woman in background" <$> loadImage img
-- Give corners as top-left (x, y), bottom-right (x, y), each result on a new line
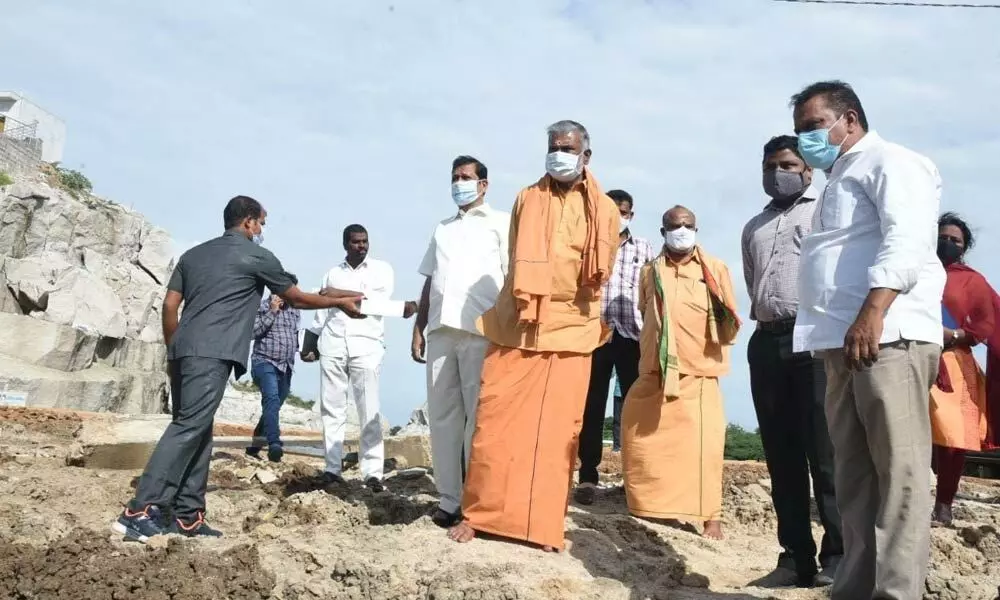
top-left (930, 212), bottom-right (1000, 526)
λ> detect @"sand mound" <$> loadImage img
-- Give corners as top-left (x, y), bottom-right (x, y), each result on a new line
top-left (2, 411), bottom-right (1000, 599)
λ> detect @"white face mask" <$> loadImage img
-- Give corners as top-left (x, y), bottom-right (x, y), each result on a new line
top-left (619, 217), bottom-right (631, 234)
top-left (451, 180), bottom-right (480, 207)
top-left (545, 151), bottom-right (583, 182)
top-left (664, 226), bottom-right (696, 252)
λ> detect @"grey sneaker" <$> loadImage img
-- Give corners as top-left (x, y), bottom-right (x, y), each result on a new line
top-left (112, 505), bottom-right (167, 544)
top-left (171, 512), bottom-right (223, 538)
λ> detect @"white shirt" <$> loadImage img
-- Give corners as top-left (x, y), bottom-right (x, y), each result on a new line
top-left (418, 203), bottom-right (510, 335)
top-left (793, 131), bottom-right (945, 353)
top-left (309, 257), bottom-right (394, 357)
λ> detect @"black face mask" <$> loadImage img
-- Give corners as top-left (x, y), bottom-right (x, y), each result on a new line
top-left (937, 239), bottom-right (964, 265)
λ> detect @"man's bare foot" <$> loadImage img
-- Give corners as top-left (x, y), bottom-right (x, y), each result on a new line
top-left (702, 520), bottom-right (724, 540)
top-left (447, 522), bottom-right (476, 543)
top-left (542, 545), bottom-right (557, 553)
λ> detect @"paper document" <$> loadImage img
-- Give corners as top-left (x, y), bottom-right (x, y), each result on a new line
top-left (360, 298), bottom-right (406, 318)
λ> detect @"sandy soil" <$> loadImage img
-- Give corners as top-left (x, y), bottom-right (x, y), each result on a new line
top-left (1, 409), bottom-right (999, 600)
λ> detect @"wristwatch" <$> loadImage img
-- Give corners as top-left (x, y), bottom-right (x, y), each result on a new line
top-left (951, 329), bottom-right (960, 344)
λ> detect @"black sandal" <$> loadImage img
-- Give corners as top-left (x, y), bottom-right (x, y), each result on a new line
top-left (431, 508), bottom-right (462, 528)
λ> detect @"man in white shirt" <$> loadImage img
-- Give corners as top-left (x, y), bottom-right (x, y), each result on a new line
top-left (790, 80), bottom-right (944, 600)
top-left (307, 225), bottom-right (405, 492)
top-left (411, 155), bottom-right (510, 528)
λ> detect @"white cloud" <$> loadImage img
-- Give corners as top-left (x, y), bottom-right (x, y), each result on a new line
top-left (3, 0), bottom-right (999, 426)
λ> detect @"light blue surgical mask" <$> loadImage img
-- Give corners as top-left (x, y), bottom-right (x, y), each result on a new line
top-left (451, 180), bottom-right (480, 207)
top-left (797, 115), bottom-right (845, 170)
top-left (252, 225), bottom-right (264, 245)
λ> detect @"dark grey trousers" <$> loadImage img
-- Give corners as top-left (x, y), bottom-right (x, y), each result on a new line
top-left (129, 357), bottom-right (232, 521)
top-left (748, 328), bottom-right (843, 578)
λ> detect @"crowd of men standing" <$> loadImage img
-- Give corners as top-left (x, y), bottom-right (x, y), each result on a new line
top-left (110, 78), bottom-right (993, 600)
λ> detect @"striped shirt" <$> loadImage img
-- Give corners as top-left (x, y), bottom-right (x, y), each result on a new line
top-left (601, 233), bottom-right (657, 341)
top-left (741, 189), bottom-right (818, 323)
top-left (251, 296), bottom-right (301, 372)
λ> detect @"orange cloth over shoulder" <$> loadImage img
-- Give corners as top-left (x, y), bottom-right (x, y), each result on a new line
top-left (510, 167), bottom-right (616, 324)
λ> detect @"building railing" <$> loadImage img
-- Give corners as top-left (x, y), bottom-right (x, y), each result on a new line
top-left (0, 116), bottom-right (37, 141)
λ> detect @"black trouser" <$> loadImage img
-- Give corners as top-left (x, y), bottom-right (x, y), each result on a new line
top-left (129, 357), bottom-right (232, 522)
top-left (578, 331), bottom-right (640, 485)
top-left (748, 327), bottom-right (843, 577)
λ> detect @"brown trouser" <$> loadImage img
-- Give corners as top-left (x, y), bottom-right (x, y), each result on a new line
top-left (823, 340), bottom-right (940, 600)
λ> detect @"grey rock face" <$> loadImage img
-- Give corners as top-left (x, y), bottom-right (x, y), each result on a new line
top-left (0, 171), bottom-right (174, 414)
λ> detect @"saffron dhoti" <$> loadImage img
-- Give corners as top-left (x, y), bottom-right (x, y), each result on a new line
top-left (461, 346), bottom-right (590, 550)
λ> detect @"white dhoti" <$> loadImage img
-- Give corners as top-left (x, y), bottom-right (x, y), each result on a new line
top-left (426, 327), bottom-right (489, 513)
top-left (319, 345), bottom-right (385, 480)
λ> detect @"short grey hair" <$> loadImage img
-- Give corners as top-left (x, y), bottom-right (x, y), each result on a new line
top-left (546, 120), bottom-right (590, 150)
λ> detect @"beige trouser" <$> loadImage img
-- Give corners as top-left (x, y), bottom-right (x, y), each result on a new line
top-left (822, 340), bottom-right (940, 600)
top-left (426, 327), bottom-right (489, 514)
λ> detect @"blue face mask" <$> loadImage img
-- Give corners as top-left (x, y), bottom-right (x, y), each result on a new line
top-left (252, 225), bottom-right (264, 245)
top-left (797, 116), bottom-right (845, 170)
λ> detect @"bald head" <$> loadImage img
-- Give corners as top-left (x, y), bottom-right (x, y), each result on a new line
top-left (662, 205), bottom-right (696, 230)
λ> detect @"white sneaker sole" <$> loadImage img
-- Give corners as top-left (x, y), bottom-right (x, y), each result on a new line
top-left (111, 521), bottom-right (149, 544)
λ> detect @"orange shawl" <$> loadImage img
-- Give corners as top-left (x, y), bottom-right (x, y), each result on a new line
top-left (511, 167), bottom-right (616, 325)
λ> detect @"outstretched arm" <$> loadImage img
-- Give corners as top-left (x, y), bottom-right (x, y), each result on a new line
top-left (280, 285), bottom-right (363, 313)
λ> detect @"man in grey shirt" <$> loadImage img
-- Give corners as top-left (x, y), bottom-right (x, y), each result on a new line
top-left (741, 135), bottom-right (842, 588)
top-left (112, 195), bottom-right (363, 543)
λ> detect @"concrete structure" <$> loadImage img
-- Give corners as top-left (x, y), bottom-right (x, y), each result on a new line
top-left (0, 91), bottom-right (66, 163)
top-left (0, 136), bottom-right (41, 176)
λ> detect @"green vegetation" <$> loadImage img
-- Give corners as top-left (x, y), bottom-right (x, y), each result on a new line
top-left (231, 379), bottom-right (316, 410)
top-left (601, 417), bottom-right (765, 462)
top-left (0, 172), bottom-right (12, 186)
top-left (55, 166), bottom-right (92, 197)
top-left (724, 424), bottom-right (766, 461)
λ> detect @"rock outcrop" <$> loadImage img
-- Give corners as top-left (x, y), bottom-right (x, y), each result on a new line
top-left (216, 384), bottom-right (323, 432)
top-left (216, 383), bottom-right (392, 437)
top-left (397, 402), bottom-right (430, 436)
top-left (0, 169), bottom-right (172, 413)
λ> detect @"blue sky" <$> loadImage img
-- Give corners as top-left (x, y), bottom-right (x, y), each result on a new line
top-left (3, 0), bottom-right (999, 427)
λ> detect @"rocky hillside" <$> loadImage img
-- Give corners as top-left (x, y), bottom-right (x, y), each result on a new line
top-left (0, 168), bottom-right (172, 413)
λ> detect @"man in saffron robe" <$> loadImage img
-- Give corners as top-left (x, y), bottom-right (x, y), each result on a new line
top-left (621, 205), bottom-right (740, 540)
top-left (447, 119), bottom-right (619, 552)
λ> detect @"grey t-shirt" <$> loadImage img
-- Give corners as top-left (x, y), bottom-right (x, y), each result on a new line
top-left (167, 230), bottom-right (297, 377)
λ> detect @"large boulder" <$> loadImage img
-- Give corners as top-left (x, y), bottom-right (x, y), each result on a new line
top-left (215, 384), bottom-right (323, 432)
top-left (0, 313), bottom-right (98, 372)
top-left (0, 353), bottom-right (168, 414)
top-left (398, 402), bottom-right (430, 436)
top-left (1, 254), bottom-right (129, 338)
top-left (0, 169), bottom-right (173, 415)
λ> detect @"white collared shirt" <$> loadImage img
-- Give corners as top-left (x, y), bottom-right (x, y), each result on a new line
top-left (309, 256), bottom-right (394, 357)
top-left (418, 202), bottom-right (511, 335)
top-left (793, 131), bottom-right (945, 353)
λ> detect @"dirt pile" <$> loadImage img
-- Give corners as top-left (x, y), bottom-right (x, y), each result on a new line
top-left (0, 529), bottom-right (274, 600)
top-left (2, 408), bottom-right (1000, 600)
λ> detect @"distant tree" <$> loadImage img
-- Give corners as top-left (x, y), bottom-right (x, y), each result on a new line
top-left (724, 424), bottom-right (765, 461)
top-left (602, 416), bottom-right (613, 441)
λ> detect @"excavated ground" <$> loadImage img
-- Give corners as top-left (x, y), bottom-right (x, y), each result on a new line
top-left (1, 408), bottom-right (999, 600)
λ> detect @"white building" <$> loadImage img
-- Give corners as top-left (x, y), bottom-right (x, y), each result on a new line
top-left (0, 91), bottom-right (66, 163)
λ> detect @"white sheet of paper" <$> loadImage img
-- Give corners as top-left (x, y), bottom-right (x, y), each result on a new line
top-left (360, 298), bottom-right (406, 317)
